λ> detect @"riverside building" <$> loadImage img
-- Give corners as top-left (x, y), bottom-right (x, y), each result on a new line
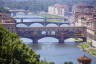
top-left (73, 2), bottom-right (96, 47)
top-left (0, 13), bottom-right (16, 32)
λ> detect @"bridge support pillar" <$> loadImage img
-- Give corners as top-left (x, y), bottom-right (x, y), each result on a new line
top-left (59, 38), bottom-right (64, 43)
top-left (82, 37), bottom-right (87, 42)
top-left (11, 12), bottom-right (16, 17)
top-left (21, 18), bottom-right (24, 22)
top-left (33, 39), bottom-right (38, 44)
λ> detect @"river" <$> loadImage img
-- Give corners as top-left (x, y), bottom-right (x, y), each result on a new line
top-left (15, 14), bottom-right (96, 64)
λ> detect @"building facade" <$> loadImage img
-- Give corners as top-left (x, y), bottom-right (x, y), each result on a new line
top-left (73, 2), bottom-right (96, 47)
top-left (0, 13), bottom-right (16, 32)
top-left (48, 4), bottom-right (69, 16)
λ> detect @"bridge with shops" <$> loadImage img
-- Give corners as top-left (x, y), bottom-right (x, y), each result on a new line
top-left (16, 26), bottom-right (87, 43)
top-left (14, 17), bottom-right (87, 43)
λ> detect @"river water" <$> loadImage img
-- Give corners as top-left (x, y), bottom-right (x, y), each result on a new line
top-left (15, 14), bottom-right (96, 64)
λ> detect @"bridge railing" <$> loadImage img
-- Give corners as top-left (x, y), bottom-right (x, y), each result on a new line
top-left (16, 27), bottom-right (87, 37)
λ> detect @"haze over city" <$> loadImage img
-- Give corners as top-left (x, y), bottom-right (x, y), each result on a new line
top-left (0, 0), bottom-right (96, 64)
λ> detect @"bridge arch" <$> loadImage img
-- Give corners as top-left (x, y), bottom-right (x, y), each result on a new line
top-left (46, 23), bottom-right (58, 27)
top-left (41, 31), bottom-right (46, 35)
top-left (20, 38), bottom-right (33, 44)
top-left (38, 37), bottom-right (59, 44)
top-left (60, 24), bottom-right (69, 27)
top-left (17, 12), bottom-right (25, 15)
top-left (29, 23), bottom-right (44, 27)
top-left (16, 23), bottom-right (28, 27)
top-left (64, 37), bottom-right (84, 44)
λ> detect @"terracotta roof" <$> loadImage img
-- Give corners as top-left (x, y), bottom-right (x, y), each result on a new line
top-left (0, 13), bottom-right (9, 16)
top-left (51, 4), bottom-right (69, 8)
top-left (0, 13), bottom-right (16, 23)
top-left (75, 2), bottom-right (88, 6)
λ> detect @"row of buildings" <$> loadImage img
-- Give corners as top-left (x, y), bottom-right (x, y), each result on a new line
top-left (0, 13), bottom-right (16, 32)
top-left (48, 3), bottom-right (96, 18)
top-left (0, 2), bottom-right (96, 47)
top-left (72, 2), bottom-right (96, 47)
top-left (48, 2), bottom-right (96, 46)
top-left (48, 4), bottom-right (70, 16)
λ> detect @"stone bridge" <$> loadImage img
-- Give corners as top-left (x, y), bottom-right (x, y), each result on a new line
top-left (14, 17), bottom-right (69, 22)
top-left (9, 9), bottom-right (30, 16)
top-left (15, 17), bottom-right (71, 27)
top-left (16, 21), bottom-right (70, 27)
top-left (16, 27), bottom-right (87, 43)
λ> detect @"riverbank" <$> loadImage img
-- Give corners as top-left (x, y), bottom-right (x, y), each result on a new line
top-left (77, 42), bottom-right (96, 57)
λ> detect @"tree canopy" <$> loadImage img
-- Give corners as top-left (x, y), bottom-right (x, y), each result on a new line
top-left (0, 25), bottom-right (54, 64)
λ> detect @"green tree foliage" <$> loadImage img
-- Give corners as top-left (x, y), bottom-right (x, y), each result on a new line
top-left (0, 25), bottom-right (53, 64)
top-left (78, 42), bottom-right (91, 49)
top-left (39, 61), bottom-right (55, 64)
top-left (64, 61), bottom-right (73, 64)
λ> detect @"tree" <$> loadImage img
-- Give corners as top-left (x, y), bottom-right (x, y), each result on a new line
top-left (0, 25), bottom-right (39, 64)
top-left (64, 62), bottom-right (73, 64)
top-left (0, 25), bottom-right (55, 64)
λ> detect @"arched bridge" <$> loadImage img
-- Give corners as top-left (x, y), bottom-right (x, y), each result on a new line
top-left (9, 9), bottom-right (31, 16)
top-left (16, 21), bottom-right (70, 27)
top-left (14, 17), bottom-right (69, 22)
top-left (15, 17), bottom-right (71, 27)
top-left (16, 27), bottom-right (87, 43)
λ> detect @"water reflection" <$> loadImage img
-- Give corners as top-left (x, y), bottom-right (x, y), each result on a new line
top-left (30, 44), bottom-right (96, 64)
top-left (38, 37), bottom-right (59, 44)
top-left (21, 38), bottom-right (96, 64)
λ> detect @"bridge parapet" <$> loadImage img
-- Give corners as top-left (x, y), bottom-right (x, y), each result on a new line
top-left (16, 27), bottom-right (87, 43)
top-left (16, 27), bottom-right (86, 31)
top-left (16, 21), bottom-right (70, 27)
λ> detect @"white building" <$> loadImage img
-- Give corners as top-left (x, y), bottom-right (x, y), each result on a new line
top-left (48, 4), bottom-right (69, 16)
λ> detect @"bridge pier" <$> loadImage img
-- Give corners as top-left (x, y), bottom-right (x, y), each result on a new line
top-left (81, 37), bottom-right (87, 42)
top-left (59, 38), bottom-right (64, 43)
top-left (33, 39), bottom-right (38, 44)
top-left (21, 18), bottom-right (24, 22)
top-left (11, 12), bottom-right (17, 16)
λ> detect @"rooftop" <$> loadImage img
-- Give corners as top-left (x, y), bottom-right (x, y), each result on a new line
top-left (50, 4), bottom-right (69, 8)
top-left (0, 13), bottom-right (16, 23)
